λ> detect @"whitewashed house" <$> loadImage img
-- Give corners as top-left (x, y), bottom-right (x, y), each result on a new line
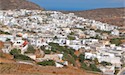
top-left (111, 29), bottom-right (119, 36)
top-left (85, 52), bottom-right (97, 60)
top-left (2, 42), bottom-right (12, 53)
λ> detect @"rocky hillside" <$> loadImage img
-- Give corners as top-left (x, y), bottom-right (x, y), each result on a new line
top-left (62, 8), bottom-right (125, 27)
top-left (0, 0), bottom-right (44, 10)
top-left (0, 52), bottom-right (101, 75)
top-left (0, 63), bottom-right (101, 75)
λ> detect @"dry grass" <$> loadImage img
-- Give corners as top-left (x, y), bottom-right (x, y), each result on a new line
top-left (0, 63), bottom-right (101, 75)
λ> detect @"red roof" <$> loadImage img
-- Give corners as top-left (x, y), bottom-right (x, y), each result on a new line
top-left (23, 41), bottom-right (28, 47)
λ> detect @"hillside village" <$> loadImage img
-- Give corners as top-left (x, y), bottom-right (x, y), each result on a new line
top-left (0, 9), bottom-right (125, 75)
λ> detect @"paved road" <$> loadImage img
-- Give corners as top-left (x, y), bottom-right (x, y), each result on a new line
top-left (117, 67), bottom-right (125, 75)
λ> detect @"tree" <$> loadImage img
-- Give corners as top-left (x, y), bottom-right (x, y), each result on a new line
top-left (6, 38), bottom-right (11, 41)
top-left (79, 54), bottom-right (85, 63)
top-left (94, 58), bottom-right (99, 65)
top-left (53, 36), bottom-right (58, 39)
top-left (40, 46), bottom-right (45, 50)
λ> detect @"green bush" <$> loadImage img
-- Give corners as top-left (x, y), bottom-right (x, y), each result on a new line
top-left (37, 60), bottom-right (55, 66)
top-left (63, 53), bottom-right (76, 66)
top-left (49, 42), bottom-right (77, 66)
top-left (49, 43), bottom-right (76, 55)
top-left (95, 29), bottom-right (111, 34)
top-left (25, 45), bottom-right (35, 54)
top-left (53, 36), bottom-right (58, 39)
top-left (79, 54), bottom-right (85, 63)
top-left (69, 32), bottom-right (75, 35)
top-left (100, 61), bottom-right (112, 66)
top-left (0, 30), bottom-right (11, 34)
top-left (81, 63), bottom-right (101, 72)
top-left (44, 50), bottom-right (51, 54)
top-left (81, 63), bottom-right (90, 70)
top-left (67, 35), bottom-right (75, 40)
top-left (40, 46), bottom-right (51, 54)
top-left (90, 64), bottom-right (101, 72)
top-left (10, 48), bottom-right (21, 55)
top-left (14, 54), bottom-right (33, 61)
top-left (110, 38), bottom-right (121, 46)
top-left (6, 38), bottom-right (11, 41)
top-left (94, 58), bottom-right (99, 65)
top-left (10, 49), bottom-right (33, 61)
top-left (40, 46), bottom-right (45, 50)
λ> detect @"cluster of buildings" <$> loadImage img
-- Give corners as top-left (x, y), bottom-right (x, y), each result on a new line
top-left (0, 9), bottom-right (124, 75)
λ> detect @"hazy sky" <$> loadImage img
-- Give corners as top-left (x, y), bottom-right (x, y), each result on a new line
top-left (30, 0), bottom-right (125, 11)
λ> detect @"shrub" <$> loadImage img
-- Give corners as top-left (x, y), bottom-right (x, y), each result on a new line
top-left (0, 30), bottom-right (11, 34)
top-left (63, 53), bottom-right (76, 66)
top-left (10, 48), bottom-right (21, 55)
top-left (100, 61), bottom-right (112, 66)
top-left (94, 58), bottom-right (99, 65)
top-left (49, 42), bottom-right (77, 66)
top-left (81, 62), bottom-right (101, 72)
top-left (67, 35), bottom-right (75, 40)
top-left (6, 38), bottom-right (11, 41)
top-left (90, 64), bottom-right (101, 72)
top-left (79, 54), bottom-right (85, 63)
top-left (53, 36), bottom-right (58, 39)
top-left (81, 63), bottom-right (90, 70)
top-left (110, 38), bottom-right (121, 46)
top-left (37, 60), bottom-right (55, 66)
top-left (95, 29), bottom-right (111, 34)
top-left (40, 46), bottom-right (45, 50)
top-left (69, 32), bottom-right (75, 35)
top-left (14, 54), bottom-right (33, 61)
top-left (44, 50), bottom-right (51, 54)
top-left (25, 45), bottom-right (35, 54)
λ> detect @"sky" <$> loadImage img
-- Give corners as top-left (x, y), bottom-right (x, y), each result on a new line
top-left (30, 0), bottom-right (125, 11)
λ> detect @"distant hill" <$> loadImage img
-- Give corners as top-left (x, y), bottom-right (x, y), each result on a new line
top-left (0, 0), bottom-right (44, 10)
top-left (62, 8), bottom-right (125, 27)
